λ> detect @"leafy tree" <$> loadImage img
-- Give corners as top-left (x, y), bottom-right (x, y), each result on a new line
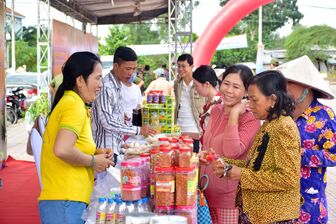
top-left (212, 0), bottom-right (303, 66)
top-left (99, 19), bottom-right (170, 70)
top-left (21, 26), bottom-right (37, 47)
top-left (8, 40), bottom-right (37, 71)
top-left (285, 25), bottom-right (336, 61)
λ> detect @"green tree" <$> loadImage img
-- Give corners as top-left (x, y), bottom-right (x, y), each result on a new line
top-left (285, 25), bottom-right (336, 61)
top-left (9, 40), bottom-right (37, 71)
top-left (212, 0), bottom-right (303, 66)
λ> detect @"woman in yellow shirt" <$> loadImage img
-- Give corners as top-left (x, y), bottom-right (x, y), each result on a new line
top-left (213, 70), bottom-right (301, 223)
top-left (39, 52), bottom-right (114, 224)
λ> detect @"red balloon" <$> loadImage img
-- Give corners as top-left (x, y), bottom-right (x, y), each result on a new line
top-left (192, 0), bottom-right (274, 67)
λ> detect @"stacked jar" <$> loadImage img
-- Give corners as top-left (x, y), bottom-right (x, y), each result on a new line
top-left (140, 154), bottom-right (151, 198)
top-left (120, 159), bottom-right (142, 201)
top-left (155, 167), bottom-right (175, 207)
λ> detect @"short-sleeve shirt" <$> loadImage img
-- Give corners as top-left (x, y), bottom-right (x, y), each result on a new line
top-left (39, 90), bottom-right (96, 204)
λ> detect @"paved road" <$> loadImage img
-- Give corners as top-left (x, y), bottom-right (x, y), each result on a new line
top-left (5, 84), bottom-right (336, 223)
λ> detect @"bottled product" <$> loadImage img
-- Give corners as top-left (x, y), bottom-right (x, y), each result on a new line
top-left (178, 146), bottom-right (192, 168)
top-left (121, 159), bottom-right (142, 201)
top-left (96, 197), bottom-right (107, 224)
top-left (125, 201), bottom-right (135, 215)
top-left (106, 198), bottom-right (116, 224)
top-left (158, 146), bottom-right (173, 167)
top-left (114, 199), bottom-right (126, 224)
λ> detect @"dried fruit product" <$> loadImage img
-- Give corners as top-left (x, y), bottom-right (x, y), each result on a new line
top-left (157, 146), bottom-right (173, 168)
top-left (175, 166), bottom-right (197, 206)
top-left (178, 146), bottom-right (192, 167)
top-left (155, 167), bottom-right (175, 206)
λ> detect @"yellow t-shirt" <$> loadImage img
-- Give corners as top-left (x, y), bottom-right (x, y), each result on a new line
top-left (39, 90), bottom-right (96, 204)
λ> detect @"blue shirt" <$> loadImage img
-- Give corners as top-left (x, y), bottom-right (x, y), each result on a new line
top-left (296, 99), bottom-right (336, 223)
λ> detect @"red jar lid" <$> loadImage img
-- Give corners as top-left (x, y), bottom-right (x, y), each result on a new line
top-left (140, 153), bottom-right (150, 157)
top-left (175, 166), bottom-right (195, 172)
top-left (169, 138), bottom-right (179, 143)
top-left (179, 146), bottom-right (191, 152)
top-left (175, 205), bottom-right (194, 210)
top-left (123, 184), bottom-right (141, 190)
top-left (158, 137), bottom-right (169, 141)
top-left (155, 167), bottom-right (175, 172)
top-left (121, 159), bottom-right (142, 167)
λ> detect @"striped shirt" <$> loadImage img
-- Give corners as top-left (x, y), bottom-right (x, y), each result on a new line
top-left (91, 72), bottom-right (140, 154)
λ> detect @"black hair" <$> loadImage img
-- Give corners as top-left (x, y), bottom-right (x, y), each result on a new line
top-left (50, 51), bottom-right (101, 115)
top-left (192, 65), bottom-right (220, 88)
top-left (177, 53), bottom-right (193, 66)
top-left (222, 64), bottom-right (253, 90)
top-left (113, 46), bottom-right (137, 64)
top-left (248, 70), bottom-right (294, 121)
top-left (144, 65), bottom-right (150, 71)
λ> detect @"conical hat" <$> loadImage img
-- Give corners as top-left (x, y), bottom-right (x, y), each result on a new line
top-left (275, 55), bottom-right (334, 99)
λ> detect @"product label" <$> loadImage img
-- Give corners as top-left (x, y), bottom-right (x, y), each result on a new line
top-left (122, 175), bottom-right (141, 187)
top-left (156, 180), bottom-right (175, 192)
top-left (105, 213), bottom-right (114, 224)
top-left (96, 212), bottom-right (106, 224)
top-left (150, 183), bottom-right (155, 195)
top-left (187, 179), bottom-right (197, 196)
top-left (115, 213), bottom-right (124, 224)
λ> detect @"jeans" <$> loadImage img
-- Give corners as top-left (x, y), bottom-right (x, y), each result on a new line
top-left (193, 139), bottom-right (200, 153)
top-left (39, 200), bottom-right (87, 224)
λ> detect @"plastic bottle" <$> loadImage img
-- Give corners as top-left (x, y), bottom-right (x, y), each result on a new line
top-left (125, 201), bottom-right (135, 215)
top-left (105, 198), bottom-right (116, 224)
top-left (96, 197), bottom-right (107, 224)
top-left (114, 198), bottom-right (126, 224)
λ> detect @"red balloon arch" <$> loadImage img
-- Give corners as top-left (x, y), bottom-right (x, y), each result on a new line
top-left (192, 0), bottom-right (274, 67)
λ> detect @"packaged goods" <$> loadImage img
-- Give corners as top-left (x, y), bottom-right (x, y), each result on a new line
top-left (175, 206), bottom-right (197, 224)
top-left (157, 146), bottom-right (173, 168)
top-left (147, 93), bottom-right (153, 104)
top-left (114, 199), bottom-right (126, 224)
top-left (105, 198), bottom-right (116, 224)
top-left (155, 167), bottom-right (175, 206)
top-left (141, 184), bottom-right (150, 198)
top-left (178, 146), bottom-right (192, 168)
top-left (122, 185), bottom-right (141, 201)
top-left (121, 159), bottom-right (142, 187)
top-left (175, 166), bottom-right (197, 206)
top-left (96, 197), bottom-right (107, 224)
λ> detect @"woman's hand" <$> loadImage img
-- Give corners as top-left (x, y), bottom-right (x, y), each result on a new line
top-left (93, 154), bottom-right (114, 173)
top-left (95, 148), bottom-right (113, 161)
top-left (212, 159), bottom-right (242, 181)
top-left (231, 100), bottom-right (248, 116)
top-left (198, 148), bottom-right (217, 165)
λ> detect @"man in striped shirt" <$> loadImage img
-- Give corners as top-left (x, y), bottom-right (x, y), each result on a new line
top-left (91, 46), bottom-right (156, 164)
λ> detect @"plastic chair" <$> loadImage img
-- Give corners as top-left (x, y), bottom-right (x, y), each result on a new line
top-left (31, 128), bottom-right (43, 188)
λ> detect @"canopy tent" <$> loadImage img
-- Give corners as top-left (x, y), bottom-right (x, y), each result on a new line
top-left (50, 0), bottom-right (168, 25)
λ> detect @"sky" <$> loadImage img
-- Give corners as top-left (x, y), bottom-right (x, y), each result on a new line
top-left (6, 0), bottom-right (336, 43)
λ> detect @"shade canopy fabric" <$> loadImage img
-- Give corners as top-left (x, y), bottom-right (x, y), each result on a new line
top-left (50, 0), bottom-right (168, 25)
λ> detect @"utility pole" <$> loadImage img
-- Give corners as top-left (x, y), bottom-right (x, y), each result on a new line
top-left (256, 6), bottom-right (264, 74)
top-left (11, 0), bottom-right (16, 70)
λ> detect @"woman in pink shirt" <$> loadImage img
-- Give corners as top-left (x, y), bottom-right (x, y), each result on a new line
top-left (192, 65), bottom-right (222, 145)
top-left (199, 64), bottom-right (260, 224)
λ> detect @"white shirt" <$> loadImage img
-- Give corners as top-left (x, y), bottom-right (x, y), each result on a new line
top-left (177, 80), bottom-right (199, 133)
top-left (121, 82), bottom-right (142, 124)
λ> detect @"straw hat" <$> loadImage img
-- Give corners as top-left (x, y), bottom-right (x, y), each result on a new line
top-left (275, 55), bottom-right (334, 99)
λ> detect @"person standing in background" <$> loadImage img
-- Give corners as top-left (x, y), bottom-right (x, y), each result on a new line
top-left (145, 68), bottom-right (174, 96)
top-left (174, 53), bottom-right (206, 153)
top-left (91, 46), bottom-right (156, 164)
top-left (121, 72), bottom-right (142, 126)
top-left (276, 55), bottom-right (336, 224)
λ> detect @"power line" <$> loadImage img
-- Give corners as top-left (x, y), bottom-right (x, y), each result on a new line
top-left (298, 4), bottom-right (336, 10)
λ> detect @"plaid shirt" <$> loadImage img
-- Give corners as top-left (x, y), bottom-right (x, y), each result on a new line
top-left (91, 72), bottom-right (139, 154)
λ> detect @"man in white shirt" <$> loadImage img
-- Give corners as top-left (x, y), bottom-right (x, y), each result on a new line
top-left (174, 54), bottom-right (206, 152)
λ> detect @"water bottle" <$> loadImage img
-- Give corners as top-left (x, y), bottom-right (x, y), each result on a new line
top-left (114, 198), bottom-right (126, 224)
top-left (96, 197), bottom-right (107, 224)
top-left (141, 197), bottom-right (150, 212)
top-left (125, 201), bottom-right (134, 215)
top-left (106, 198), bottom-right (116, 224)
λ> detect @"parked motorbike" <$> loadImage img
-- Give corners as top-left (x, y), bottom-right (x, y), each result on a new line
top-left (6, 87), bottom-right (27, 124)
